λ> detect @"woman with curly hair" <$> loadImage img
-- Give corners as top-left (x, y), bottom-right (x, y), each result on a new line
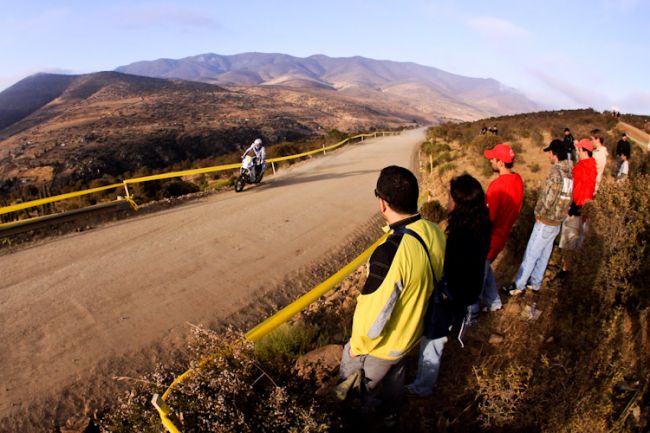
top-left (406, 174), bottom-right (491, 397)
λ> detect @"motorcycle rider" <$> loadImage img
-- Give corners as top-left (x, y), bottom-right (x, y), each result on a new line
top-left (242, 138), bottom-right (266, 182)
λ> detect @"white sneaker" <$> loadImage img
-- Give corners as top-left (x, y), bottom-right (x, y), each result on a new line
top-left (482, 304), bottom-right (503, 312)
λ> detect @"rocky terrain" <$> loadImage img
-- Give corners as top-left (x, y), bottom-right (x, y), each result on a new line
top-left (0, 71), bottom-right (413, 196)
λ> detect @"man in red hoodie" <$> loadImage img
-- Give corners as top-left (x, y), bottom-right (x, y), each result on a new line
top-left (557, 138), bottom-right (597, 278)
top-left (473, 143), bottom-right (524, 313)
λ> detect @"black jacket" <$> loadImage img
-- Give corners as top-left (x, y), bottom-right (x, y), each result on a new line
top-left (616, 139), bottom-right (631, 157)
top-left (423, 228), bottom-right (489, 339)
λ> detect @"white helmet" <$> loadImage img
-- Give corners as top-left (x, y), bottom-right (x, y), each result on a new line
top-left (254, 138), bottom-right (262, 146)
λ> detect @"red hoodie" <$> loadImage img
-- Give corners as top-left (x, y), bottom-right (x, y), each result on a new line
top-left (486, 173), bottom-right (524, 261)
top-left (572, 157), bottom-right (597, 206)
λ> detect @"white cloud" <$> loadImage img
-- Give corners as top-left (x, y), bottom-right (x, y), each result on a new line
top-left (466, 16), bottom-right (529, 41)
top-left (528, 67), bottom-right (612, 110)
top-left (113, 3), bottom-right (219, 31)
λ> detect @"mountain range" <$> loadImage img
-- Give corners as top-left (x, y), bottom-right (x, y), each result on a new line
top-left (116, 53), bottom-right (538, 120)
top-left (0, 52), bottom-right (538, 195)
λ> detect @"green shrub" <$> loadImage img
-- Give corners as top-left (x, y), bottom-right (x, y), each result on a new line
top-left (421, 140), bottom-right (452, 156)
top-left (254, 323), bottom-right (318, 367)
top-left (434, 151), bottom-right (452, 166)
top-left (421, 140), bottom-right (436, 155)
top-left (327, 129), bottom-right (346, 142)
top-left (471, 134), bottom-right (501, 153)
top-left (438, 162), bottom-right (457, 176)
top-left (510, 141), bottom-right (523, 154)
top-left (531, 129), bottom-right (545, 147)
top-left (481, 157), bottom-right (494, 178)
top-left (420, 200), bottom-right (446, 223)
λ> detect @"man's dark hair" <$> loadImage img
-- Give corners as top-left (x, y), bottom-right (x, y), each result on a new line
top-left (585, 149), bottom-right (593, 158)
top-left (590, 128), bottom-right (604, 144)
top-left (376, 166), bottom-right (419, 214)
top-left (505, 162), bottom-right (514, 169)
top-left (564, 128), bottom-right (571, 133)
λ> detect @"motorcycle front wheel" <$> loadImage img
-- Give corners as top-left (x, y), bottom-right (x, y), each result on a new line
top-left (234, 176), bottom-right (246, 192)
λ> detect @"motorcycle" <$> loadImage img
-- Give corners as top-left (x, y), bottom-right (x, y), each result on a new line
top-left (234, 155), bottom-right (264, 192)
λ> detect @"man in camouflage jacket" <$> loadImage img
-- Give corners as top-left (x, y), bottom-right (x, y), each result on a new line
top-left (504, 139), bottom-right (573, 295)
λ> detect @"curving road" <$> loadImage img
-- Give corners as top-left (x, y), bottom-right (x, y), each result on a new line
top-left (0, 128), bottom-right (425, 429)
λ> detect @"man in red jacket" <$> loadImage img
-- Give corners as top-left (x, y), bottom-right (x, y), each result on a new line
top-left (557, 138), bottom-right (597, 278)
top-left (474, 143), bottom-right (524, 312)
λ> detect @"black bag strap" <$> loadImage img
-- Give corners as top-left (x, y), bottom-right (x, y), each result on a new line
top-left (392, 226), bottom-right (438, 291)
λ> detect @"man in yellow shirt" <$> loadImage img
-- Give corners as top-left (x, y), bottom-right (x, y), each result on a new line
top-left (339, 166), bottom-right (445, 426)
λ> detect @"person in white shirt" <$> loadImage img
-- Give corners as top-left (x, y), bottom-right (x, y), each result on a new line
top-left (616, 153), bottom-right (629, 182)
top-left (590, 129), bottom-right (609, 191)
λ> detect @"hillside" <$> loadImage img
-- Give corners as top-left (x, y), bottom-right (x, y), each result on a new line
top-left (98, 109), bottom-right (649, 433)
top-left (116, 52), bottom-right (539, 119)
top-left (0, 73), bottom-right (76, 132)
top-left (0, 71), bottom-right (415, 196)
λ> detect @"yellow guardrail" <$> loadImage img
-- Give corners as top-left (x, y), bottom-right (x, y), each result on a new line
top-left (152, 231), bottom-right (390, 432)
top-left (0, 131), bottom-right (397, 222)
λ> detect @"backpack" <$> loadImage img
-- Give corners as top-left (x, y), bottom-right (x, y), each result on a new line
top-left (392, 227), bottom-right (470, 346)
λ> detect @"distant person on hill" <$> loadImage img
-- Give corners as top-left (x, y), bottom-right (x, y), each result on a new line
top-left (503, 140), bottom-right (573, 296)
top-left (242, 138), bottom-right (266, 181)
top-left (480, 125), bottom-right (488, 135)
top-left (471, 143), bottom-right (524, 314)
top-left (616, 132), bottom-right (631, 163)
top-left (405, 174), bottom-right (490, 397)
top-left (338, 166), bottom-right (445, 427)
top-left (563, 128), bottom-right (575, 162)
top-left (590, 129), bottom-right (609, 191)
top-left (556, 139), bottom-right (597, 279)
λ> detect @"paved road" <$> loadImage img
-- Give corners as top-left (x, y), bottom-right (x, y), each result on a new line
top-left (0, 128), bottom-right (425, 428)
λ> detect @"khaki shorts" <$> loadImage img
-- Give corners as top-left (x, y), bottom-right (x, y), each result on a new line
top-left (559, 215), bottom-right (584, 250)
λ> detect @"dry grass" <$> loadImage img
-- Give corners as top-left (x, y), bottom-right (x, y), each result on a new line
top-left (100, 109), bottom-right (650, 432)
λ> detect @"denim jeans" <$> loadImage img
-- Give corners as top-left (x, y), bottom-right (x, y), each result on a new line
top-left (407, 336), bottom-right (448, 397)
top-left (471, 260), bottom-right (502, 314)
top-left (514, 221), bottom-right (561, 291)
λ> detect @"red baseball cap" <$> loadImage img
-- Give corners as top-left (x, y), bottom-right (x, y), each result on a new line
top-left (483, 143), bottom-right (515, 163)
top-left (576, 138), bottom-right (594, 152)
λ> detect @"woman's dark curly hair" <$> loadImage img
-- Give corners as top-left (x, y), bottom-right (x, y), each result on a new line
top-left (447, 174), bottom-right (491, 245)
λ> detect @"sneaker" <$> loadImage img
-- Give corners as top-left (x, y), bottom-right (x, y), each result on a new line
top-left (526, 285), bottom-right (541, 293)
top-left (502, 283), bottom-right (524, 296)
top-left (482, 303), bottom-right (503, 312)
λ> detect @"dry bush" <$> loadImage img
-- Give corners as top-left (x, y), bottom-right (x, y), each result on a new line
top-left (471, 134), bottom-right (501, 153)
top-left (474, 364), bottom-right (532, 428)
top-left (420, 199), bottom-right (446, 223)
top-left (572, 175), bottom-right (650, 309)
top-left (100, 328), bottom-right (338, 433)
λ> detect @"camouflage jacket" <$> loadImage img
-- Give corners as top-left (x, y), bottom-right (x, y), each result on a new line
top-left (534, 160), bottom-right (573, 224)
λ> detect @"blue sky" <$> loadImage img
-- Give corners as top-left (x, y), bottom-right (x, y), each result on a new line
top-left (1, 0), bottom-right (649, 114)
